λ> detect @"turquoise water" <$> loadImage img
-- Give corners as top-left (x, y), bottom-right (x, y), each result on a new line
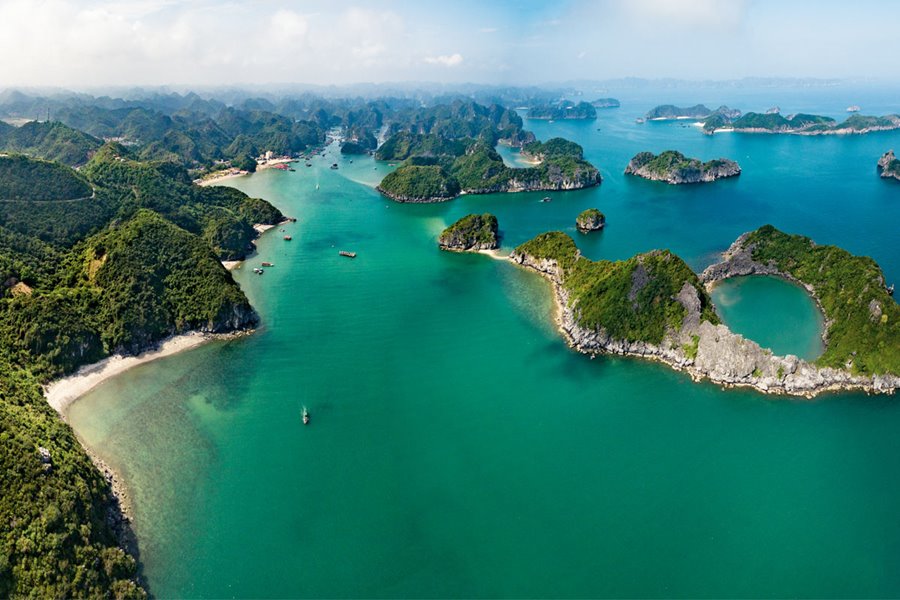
top-left (711, 276), bottom-right (825, 360)
top-left (68, 88), bottom-right (900, 598)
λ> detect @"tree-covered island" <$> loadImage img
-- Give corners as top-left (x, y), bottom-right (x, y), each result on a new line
top-left (624, 151), bottom-right (740, 184)
top-left (376, 102), bottom-right (601, 202)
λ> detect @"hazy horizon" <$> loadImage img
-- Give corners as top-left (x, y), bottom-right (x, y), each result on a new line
top-left (2, 0), bottom-right (898, 88)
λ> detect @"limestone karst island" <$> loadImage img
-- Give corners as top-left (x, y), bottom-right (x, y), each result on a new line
top-left (1, 1), bottom-right (899, 598)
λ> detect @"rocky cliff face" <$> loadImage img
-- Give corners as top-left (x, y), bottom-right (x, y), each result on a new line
top-left (877, 150), bottom-right (900, 180)
top-left (509, 240), bottom-right (899, 398)
top-left (624, 152), bottom-right (741, 184)
top-left (576, 209), bottom-right (605, 232)
top-left (438, 214), bottom-right (499, 251)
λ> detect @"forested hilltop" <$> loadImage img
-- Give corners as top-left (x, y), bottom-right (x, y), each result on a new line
top-left (374, 101), bottom-right (601, 202)
top-left (0, 148), bottom-right (285, 595)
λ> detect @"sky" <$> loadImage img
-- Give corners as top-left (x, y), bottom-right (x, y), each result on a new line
top-left (0, 0), bottom-right (896, 88)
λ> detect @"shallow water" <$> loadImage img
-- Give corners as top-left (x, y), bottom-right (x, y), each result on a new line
top-left (69, 86), bottom-right (900, 598)
top-left (711, 275), bottom-right (825, 360)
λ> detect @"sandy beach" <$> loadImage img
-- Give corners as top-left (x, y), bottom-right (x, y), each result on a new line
top-left (196, 169), bottom-right (248, 187)
top-left (44, 332), bottom-right (216, 416)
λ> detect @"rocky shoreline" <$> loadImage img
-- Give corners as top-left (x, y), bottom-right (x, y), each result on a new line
top-left (509, 237), bottom-right (899, 398)
top-left (624, 151), bottom-right (740, 184)
top-left (878, 150), bottom-right (900, 180)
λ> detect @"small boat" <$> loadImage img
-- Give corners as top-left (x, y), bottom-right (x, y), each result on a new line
top-left (635, 117), bottom-right (646, 124)
top-left (847, 105), bottom-right (861, 112)
top-left (305, 163), bottom-right (312, 167)
top-left (889, 284), bottom-right (895, 296)
top-left (253, 267), bottom-right (264, 275)
top-left (540, 196), bottom-right (552, 203)
top-left (330, 163), bottom-right (339, 169)
top-left (284, 235), bottom-right (292, 241)
top-left (302, 406), bottom-right (310, 425)
top-left (261, 261), bottom-right (274, 267)
top-left (339, 251), bottom-right (357, 258)
top-left (315, 183), bottom-right (319, 190)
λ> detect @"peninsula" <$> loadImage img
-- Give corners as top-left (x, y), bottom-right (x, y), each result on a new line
top-left (878, 150), bottom-right (900, 180)
top-left (624, 151), bottom-right (740, 184)
top-left (507, 226), bottom-right (898, 397)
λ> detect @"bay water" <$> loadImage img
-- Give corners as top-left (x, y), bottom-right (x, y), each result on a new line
top-left (69, 85), bottom-right (900, 597)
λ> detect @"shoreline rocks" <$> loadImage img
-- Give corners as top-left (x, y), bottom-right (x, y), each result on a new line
top-left (576, 208), bottom-right (606, 233)
top-left (439, 214), bottom-right (499, 251)
top-left (625, 151), bottom-right (740, 184)
top-left (878, 150), bottom-right (900, 180)
top-left (508, 233), bottom-right (898, 398)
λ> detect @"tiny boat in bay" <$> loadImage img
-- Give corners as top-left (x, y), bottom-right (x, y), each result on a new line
top-left (261, 261), bottom-right (274, 267)
top-left (302, 406), bottom-right (310, 425)
top-left (338, 251), bottom-right (357, 258)
top-left (284, 235), bottom-right (292, 241)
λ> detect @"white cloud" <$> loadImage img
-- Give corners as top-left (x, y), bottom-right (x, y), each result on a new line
top-left (424, 53), bottom-right (463, 67)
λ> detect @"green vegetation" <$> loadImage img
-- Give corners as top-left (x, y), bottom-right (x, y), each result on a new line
top-left (649, 105), bottom-right (743, 122)
top-left (625, 150), bottom-right (739, 183)
top-left (628, 151), bottom-right (700, 176)
top-left (438, 213), bottom-right (499, 250)
top-left (340, 141), bottom-right (369, 155)
top-left (838, 114), bottom-right (900, 131)
top-left (0, 121), bottom-right (102, 166)
top-left (528, 101), bottom-right (597, 120)
top-left (576, 208), bottom-right (606, 232)
top-left (522, 138), bottom-right (584, 160)
top-left (879, 151), bottom-right (900, 179)
top-left (0, 145), bottom-right (284, 594)
top-left (719, 112), bottom-right (900, 134)
top-left (375, 132), bottom-right (469, 161)
top-left (515, 232), bottom-right (719, 344)
top-left (377, 165), bottom-right (460, 201)
top-left (0, 154), bottom-right (92, 201)
top-left (684, 334), bottom-right (700, 360)
top-left (744, 225), bottom-right (899, 375)
top-left (0, 363), bottom-right (144, 598)
top-left (382, 100), bottom-right (534, 146)
top-left (376, 128), bottom-right (600, 201)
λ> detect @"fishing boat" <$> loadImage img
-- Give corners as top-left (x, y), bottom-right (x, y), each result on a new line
top-left (338, 251), bottom-right (357, 258)
top-left (261, 261), bottom-right (274, 267)
top-left (284, 235), bottom-right (292, 241)
top-left (302, 406), bottom-right (310, 425)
